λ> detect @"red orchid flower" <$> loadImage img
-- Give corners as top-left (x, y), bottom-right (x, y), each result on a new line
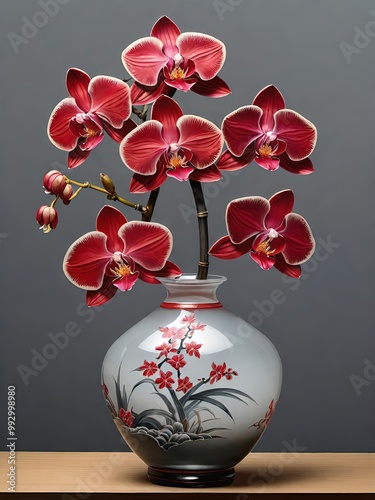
top-left (219, 85), bottom-right (317, 174)
top-left (63, 205), bottom-right (181, 307)
top-left (120, 95), bottom-right (223, 192)
top-left (176, 376), bottom-right (193, 394)
top-left (48, 68), bottom-right (135, 168)
top-left (209, 190), bottom-right (315, 278)
top-left (122, 16), bottom-right (230, 105)
top-left (209, 362), bottom-right (227, 384)
top-left (155, 370), bottom-right (175, 390)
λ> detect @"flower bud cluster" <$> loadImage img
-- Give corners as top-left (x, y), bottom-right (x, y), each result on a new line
top-left (43, 170), bottom-right (73, 204)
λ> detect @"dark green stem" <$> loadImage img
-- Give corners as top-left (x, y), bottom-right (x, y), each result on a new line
top-left (142, 188), bottom-right (160, 222)
top-left (189, 180), bottom-right (209, 279)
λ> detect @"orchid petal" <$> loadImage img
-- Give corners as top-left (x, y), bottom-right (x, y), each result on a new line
top-left (217, 145), bottom-right (256, 171)
top-left (151, 16), bottom-right (180, 58)
top-left (68, 146), bottom-right (90, 168)
top-left (119, 221), bottom-right (172, 271)
top-left (254, 156), bottom-right (280, 171)
top-left (151, 96), bottom-right (182, 144)
top-left (209, 235), bottom-right (253, 259)
top-left (177, 32), bottom-right (226, 80)
top-left (113, 271), bottom-right (139, 292)
top-left (89, 76), bottom-right (131, 128)
top-left (137, 260), bottom-right (182, 284)
top-left (274, 254), bottom-right (301, 278)
top-left (120, 121), bottom-right (167, 175)
top-left (222, 106), bottom-right (263, 157)
top-left (63, 231), bottom-right (111, 290)
top-left (274, 109), bottom-right (317, 161)
top-left (103, 119), bottom-right (137, 143)
top-left (250, 251), bottom-right (275, 271)
top-left (190, 163), bottom-right (222, 182)
top-left (191, 75), bottom-right (231, 98)
top-left (122, 37), bottom-right (168, 86)
top-left (252, 85), bottom-right (285, 132)
top-left (226, 196), bottom-right (269, 244)
top-left (166, 165), bottom-right (194, 181)
top-left (281, 213), bottom-right (315, 264)
top-left (47, 98), bottom-right (81, 151)
top-left (266, 190), bottom-right (294, 229)
top-left (177, 115), bottom-right (223, 169)
top-left (279, 152), bottom-right (314, 175)
top-left (96, 206), bottom-right (127, 254)
top-left (66, 68), bottom-right (91, 112)
top-left (130, 80), bottom-right (171, 105)
top-left (86, 275), bottom-right (117, 306)
top-left (129, 165), bottom-right (168, 193)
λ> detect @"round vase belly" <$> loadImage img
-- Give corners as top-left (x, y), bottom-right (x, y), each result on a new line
top-left (102, 275), bottom-right (282, 487)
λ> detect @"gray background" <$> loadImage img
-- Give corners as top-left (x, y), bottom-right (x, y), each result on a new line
top-left (1, 0), bottom-right (374, 454)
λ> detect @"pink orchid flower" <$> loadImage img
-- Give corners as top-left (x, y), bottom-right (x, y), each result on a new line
top-left (120, 95), bottom-right (223, 193)
top-left (219, 85), bottom-right (317, 174)
top-left (48, 68), bottom-right (135, 168)
top-left (122, 16), bottom-right (230, 105)
top-left (209, 190), bottom-right (315, 278)
top-left (63, 205), bottom-right (181, 307)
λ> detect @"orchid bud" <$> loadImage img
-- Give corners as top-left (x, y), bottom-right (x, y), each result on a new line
top-left (36, 205), bottom-right (58, 233)
top-left (43, 170), bottom-right (67, 196)
top-left (100, 173), bottom-right (116, 194)
top-left (60, 184), bottom-right (74, 204)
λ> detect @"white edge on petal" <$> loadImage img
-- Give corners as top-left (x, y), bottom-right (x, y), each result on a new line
top-left (177, 114), bottom-right (224, 167)
top-left (119, 120), bottom-right (164, 175)
top-left (121, 36), bottom-right (168, 86)
top-left (47, 97), bottom-right (79, 151)
top-left (121, 220), bottom-right (173, 270)
top-left (221, 105), bottom-right (262, 157)
top-left (283, 213), bottom-right (316, 265)
top-left (268, 189), bottom-right (295, 209)
top-left (225, 196), bottom-right (270, 244)
top-left (274, 108), bottom-right (318, 158)
top-left (62, 231), bottom-right (108, 290)
top-left (176, 32), bottom-right (226, 80)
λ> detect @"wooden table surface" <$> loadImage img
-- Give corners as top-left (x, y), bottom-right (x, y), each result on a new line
top-left (1, 452), bottom-right (374, 498)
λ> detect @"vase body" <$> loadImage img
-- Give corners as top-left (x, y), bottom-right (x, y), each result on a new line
top-left (102, 275), bottom-right (282, 487)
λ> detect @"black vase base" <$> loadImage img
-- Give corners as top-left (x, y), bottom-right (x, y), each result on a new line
top-left (147, 465), bottom-right (235, 488)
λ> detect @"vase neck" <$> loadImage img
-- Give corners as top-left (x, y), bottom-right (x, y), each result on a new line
top-left (158, 274), bottom-right (226, 310)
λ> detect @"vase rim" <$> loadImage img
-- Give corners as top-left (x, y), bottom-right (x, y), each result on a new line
top-left (158, 274), bottom-right (227, 285)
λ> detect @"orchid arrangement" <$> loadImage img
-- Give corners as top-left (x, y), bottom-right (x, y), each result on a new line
top-left (37, 16), bottom-right (317, 307)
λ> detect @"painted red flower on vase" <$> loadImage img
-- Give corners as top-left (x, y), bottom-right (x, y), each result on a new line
top-left (218, 85), bottom-right (317, 174)
top-left (119, 408), bottom-right (135, 427)
top-left (155, 342), bottom-right (178, 359)
top-left (159, 326), bottom-right (186, 340)
top-left (155, 370), bottom-right (175, 389)
top-left (120, 95), bottom-right (223, 193)
top-left (252, 399), bottom-right (276, 432)
top-left (48, 68), bottom-right (135, 168)
top-left (167, 354), bottom-right (187, 371)
top-left (138, 360), bottom-right (158, 377)
top-left (209, 190), bottom-right (315, 278)
top-left (184, 341), bottom-right (202, 358)
top-left (122, 16), bottom-right (230, 105)
top-left (63, 205), bottom-right (181, 307)
top-left (176, 376), bottom-right (193, 394)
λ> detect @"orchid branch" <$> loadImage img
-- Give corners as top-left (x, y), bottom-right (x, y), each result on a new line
top-left (189, 180), bottom-right (209, 279)
top-left (65, 177), bottom-right (147, 215)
